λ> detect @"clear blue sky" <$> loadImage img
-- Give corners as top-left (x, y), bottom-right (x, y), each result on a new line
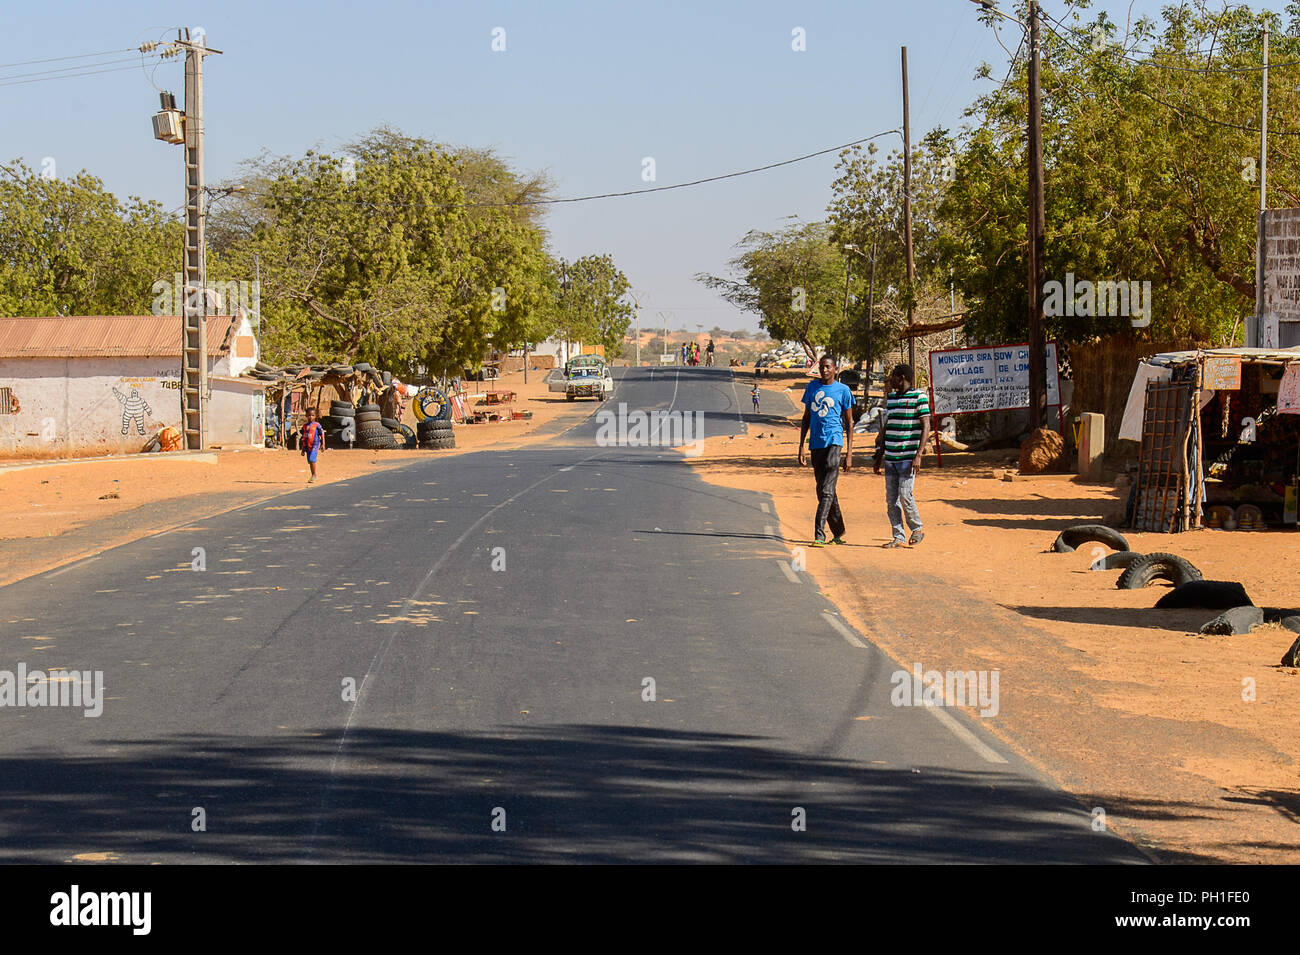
top-left (1, 1), bottom-right (1290, 334)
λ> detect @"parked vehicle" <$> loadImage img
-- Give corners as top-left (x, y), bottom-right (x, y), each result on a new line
top-left (549, 355), bottom-right (614, 401)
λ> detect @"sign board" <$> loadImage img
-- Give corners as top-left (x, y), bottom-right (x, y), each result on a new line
top-left (1278, 363), bottom-right (1300, 415)
top-left (1261, 208), bottom-right (1300, 346)
top-left (1203, 355), bottom-right (1242, 390)
top-left (929, 342), bottom-right (1061, 415)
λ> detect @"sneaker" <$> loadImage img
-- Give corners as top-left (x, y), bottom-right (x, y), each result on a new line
top-left (830, 536), bottom-right (847, 545)
top-left (811, 538), bottom-right (827, 547)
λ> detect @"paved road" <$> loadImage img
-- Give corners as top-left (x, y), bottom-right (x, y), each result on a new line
top-left (0, 366), bottom-right (1146, 863)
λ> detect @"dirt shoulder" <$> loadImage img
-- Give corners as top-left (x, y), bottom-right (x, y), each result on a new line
top-left (0, 367), bottom-right (594, 586)
top-left (689, 410), bottom-right (1300, 864)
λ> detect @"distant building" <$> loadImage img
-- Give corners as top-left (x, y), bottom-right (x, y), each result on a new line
top-left (0, 314), bottom-right (265, 455)
top-left (523, 338), bottom-right (605, 365)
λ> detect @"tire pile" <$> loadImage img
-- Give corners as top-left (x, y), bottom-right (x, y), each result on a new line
top-left (417, 417), bottom-right (455, 450)
top-left (352, 403), bottom-right (398, 450)
top-left (324, 400), bottom-right (358, 449)
top-left (414, 386), bottom-right (456, 450)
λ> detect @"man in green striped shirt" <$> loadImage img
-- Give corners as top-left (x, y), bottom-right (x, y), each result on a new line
top-left (873, 364), bottom-right (930, 547)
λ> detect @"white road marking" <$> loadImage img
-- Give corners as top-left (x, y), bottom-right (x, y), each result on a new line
top-left (920, 704), bottom-right (1009, 764)
top-left (729, 369), bottom-right (744, 424)
top-left (763, 524), bottom-right (776, 538)
top-left (821, 611), bottom-right (867, 649)
top-left (44, 557), bottom-right (100, 579)
top-left (820, 611), bottom-right (1009, 764)
top-left (777, 560), bottom-right (800, 583)
top-left (760, 502), bottom-right (770, 514)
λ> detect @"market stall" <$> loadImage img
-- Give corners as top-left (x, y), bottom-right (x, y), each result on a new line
top-left (1120, 347), bottom-right (1300, 531)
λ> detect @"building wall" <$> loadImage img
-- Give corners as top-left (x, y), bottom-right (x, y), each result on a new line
top-left (0, 320), bottom-right (263, 456)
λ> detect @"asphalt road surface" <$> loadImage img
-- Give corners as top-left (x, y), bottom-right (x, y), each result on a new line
top-left (0, 366), bottom-right (1146, 863)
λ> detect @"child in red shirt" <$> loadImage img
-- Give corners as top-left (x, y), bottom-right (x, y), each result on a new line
top-left (301, 408), bottom-right (325, 483)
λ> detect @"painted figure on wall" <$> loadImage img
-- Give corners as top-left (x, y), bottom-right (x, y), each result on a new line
top-left (112, 386), bottom-right (152, 436)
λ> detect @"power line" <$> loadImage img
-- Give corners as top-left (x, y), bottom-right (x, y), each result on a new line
top-left (528, 131), bottom-right (902, 205)
top-left (0, 47), bottom-right (139, 70)
top-left (1044, 9), bottom-right (1300, 75)
top-left (0, 60), bottom-right (165, 89)
top-left (0, 53), bottom-right (163, 84)
top-left (1041, 15), bottom-right (1300, 137)
top-left (234, 130), bottom-right (903, 210)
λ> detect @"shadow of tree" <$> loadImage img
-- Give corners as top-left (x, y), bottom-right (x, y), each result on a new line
top-left (0, 724), bottom-right (1158, 864)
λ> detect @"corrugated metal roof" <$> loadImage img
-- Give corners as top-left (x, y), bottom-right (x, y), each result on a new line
top-left (0, 316), bottom-right (237, 358)
top-left (1148, 346), bottom-right (1300, 366)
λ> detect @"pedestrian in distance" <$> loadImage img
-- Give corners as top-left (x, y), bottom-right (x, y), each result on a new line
top-left (706, 339), bottom-right (715, 366)
top-left (873, 364), bottom-right (930, 547)
top-left (798, 355), bottom-right (854, 546)
top-left (301, 407), bottom-right (325, 484)
top-left (751, 380), bottom-right (761, 414)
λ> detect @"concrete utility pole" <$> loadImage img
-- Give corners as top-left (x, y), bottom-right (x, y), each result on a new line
top-left (156, 29), bottom-right (221, 450)
top-left (1026, 1), bottom-right (1046, 430)
top-left (901, 46), bottom-right (916, 372)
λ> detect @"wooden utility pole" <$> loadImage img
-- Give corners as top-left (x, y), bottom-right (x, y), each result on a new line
top-left (902, 46), bottom-right (916, 373)
top-left (1255, 25), bottom-right (1270, 343)
top-left (1026, 2), bottom-right (1046, 430)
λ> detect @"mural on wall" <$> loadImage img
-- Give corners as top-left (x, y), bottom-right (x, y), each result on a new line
top-left (112, 386), bottom-right (154, 436)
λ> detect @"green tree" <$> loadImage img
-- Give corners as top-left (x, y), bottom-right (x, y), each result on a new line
top-left (696, 221), bottom-right (847, 358)
top-left (0, 161), bottom-right (179, 317)
top-left (553, 253), bottom-right (635, 358)
top-left (937, 0), bottom-right (1300, 346)
top-left (208, 129), bottom-right (557, 375)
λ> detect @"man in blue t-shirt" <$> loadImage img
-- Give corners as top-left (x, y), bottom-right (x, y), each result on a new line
top-left (798, 355), bottom-right (854, 545)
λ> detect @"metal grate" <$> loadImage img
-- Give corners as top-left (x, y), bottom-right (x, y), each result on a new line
top-left (1132, 380), bottom-right (1194, 532)
top-left (0, 387), bottom-right (11, 414)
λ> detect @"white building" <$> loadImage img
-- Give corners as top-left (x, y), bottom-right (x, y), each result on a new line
top-left (0, 314), bottom-right (265, 455)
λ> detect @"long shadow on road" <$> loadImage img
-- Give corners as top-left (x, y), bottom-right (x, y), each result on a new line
top-left (0, 724), bottom-right (1153, 864)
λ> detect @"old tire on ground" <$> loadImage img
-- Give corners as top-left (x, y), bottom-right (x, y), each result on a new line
top-left (1282, 633), bottom-right (1300, 668)
top-left (1155, 580), bottom-right (1252, 610)
top-left (329, 401), bottom-right (354, 415)
top-left (418, 420), bottom-right (452, 435)
top-left (356, 412), bottom-right (381, 426)
top-left (1099, 550), bottom-right (1143, 570)
top-left (1116, 552), bottom-right (1203, 590)
top-left (380, 417), bottom-right (401, 431)
top-left (354, 428), bottom-right (384, 446)
top-left (393, 423), bottom-right (417, 448)
top-left (356, 403), bottom-right (380, 415)
top-left (323, 414), bottom-right (353, 429)
top-left (1199, 606), bottom-right (1265, 635)
top-left (1053, 524), bottom-right (1131, 554)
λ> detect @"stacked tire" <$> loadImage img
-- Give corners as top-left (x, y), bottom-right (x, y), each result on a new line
top-left (417, 417), bottom-right (455, 450)
top-left (324, 400), bottom-right (355, 448)
top-left (355, 403), bottom-right (398, 450)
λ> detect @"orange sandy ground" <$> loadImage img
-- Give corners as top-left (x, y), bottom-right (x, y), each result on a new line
top-left (0, 367), bottom-right (594, 584)
top-left (689, 406), bottom-right (1300, 864)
